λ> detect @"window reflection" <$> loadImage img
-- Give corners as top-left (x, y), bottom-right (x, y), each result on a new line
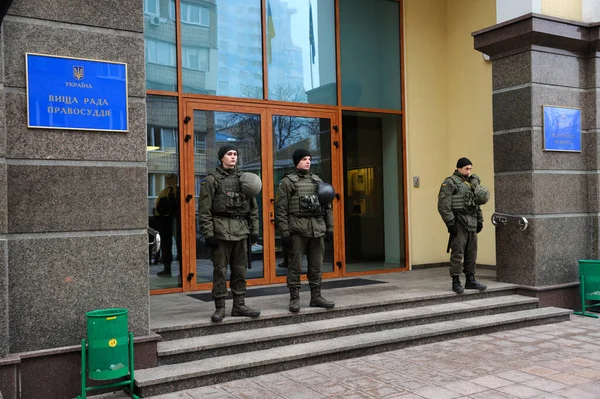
top-left (267, 0), bottom-right (336, 105)
top-left (144, 0), bottom-right (178, 91)
top-left (182, 0), bottom-right (264, 98)
top-left (147, 96), bottom-right (182, 289)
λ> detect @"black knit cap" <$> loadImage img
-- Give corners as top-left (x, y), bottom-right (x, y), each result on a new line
top-left (218, 145), bottom-right (239, 161)
top-left (292, 149), bottom-right (311, 166)
top-left (456, 157), bottom-right (472, 169)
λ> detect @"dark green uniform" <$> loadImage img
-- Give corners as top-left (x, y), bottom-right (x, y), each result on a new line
top-left (437, 171), bottom-right (484, 277)
top-left (199, 165), bottom-right (259, 299)
top-left (275, 170), bottom-right (333, 288)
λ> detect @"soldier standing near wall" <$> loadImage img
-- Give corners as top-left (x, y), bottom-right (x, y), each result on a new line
top-left (199, 146), bottom-right (261, 322)
top-left (438, 157), bottom-right (490, 294)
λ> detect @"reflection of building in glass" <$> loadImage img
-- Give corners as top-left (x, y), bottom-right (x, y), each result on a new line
top-left (266, 0), bottom-right (306, 102)
top-left (147, 96), bottom-right (179, 215)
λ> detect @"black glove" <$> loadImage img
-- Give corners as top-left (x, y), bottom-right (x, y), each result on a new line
top-left (281, 235), bottom-right (294, 250)
top-left (447, 223), bottom-right (457, 236)
top-left (251, 233), bottom-right (259, 244)
top-left (476, 223), bottom-right (483, 233)
top-left (324, 231), bottom-right (333, 242)
top-left (205, 236), bottom-right (219, 248)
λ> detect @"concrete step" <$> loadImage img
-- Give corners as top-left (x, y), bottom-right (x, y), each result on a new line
top-left (154, 286), bottom-right (520, 341)
top-left (157, 294), bottom-right (538, 365)
top-left (135, 306), bottom-right (572, 397)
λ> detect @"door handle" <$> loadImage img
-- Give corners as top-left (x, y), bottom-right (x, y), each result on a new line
top-left (270, 219), bottom-right (275, 223)
top-left (186, 194), bottom-right (193, 202)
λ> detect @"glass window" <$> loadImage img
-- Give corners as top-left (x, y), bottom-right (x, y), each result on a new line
top-left (147, 96), bottom-right (183, 290)
top-left (182, 0), bottom-right (263, 98)
top-left (144, 0), bottom-right (177, 91)
top-left (267, 0), bottom-right (336, 105)
top-left (340, 0), bottom-right (401, 110)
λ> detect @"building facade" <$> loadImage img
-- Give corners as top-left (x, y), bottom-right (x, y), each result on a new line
top-left (0, 0), bottom-right (597, 397)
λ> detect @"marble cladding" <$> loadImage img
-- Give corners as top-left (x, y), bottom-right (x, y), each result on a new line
top-left (493, 129), bottom-right (533, 173)
top-left (7, 164), bottom-right (147, 233)
top-left (495, 217), bottom-right (581, 287)
top-left (495, 172), bottom-right (591, 214)
top-left (493, 173), bottom-right (534, 215)
top-left (492, 51), bottom-right (531, 91)
top-left (5, 93), bottom-right (146, 162)
top-left (531, 51), bottom-right (586, 89)
top-left (534, 216), bottom-right (589, 286)
top-left (8, 233), bottom-right (149, 352)
top-left (8, 0), bottom-right (144, 33)
top-left (2, 19), bottom-right (146, 98)
top-left (0, 242), bottom-right (8, 357)
top-left (532, 172), bottom-right (589, 214)
top-left (492, 87), bottom-right (532, 132)
top-left (0, 163), bottom-right (5, 234)
top-left (0, 86), bottom-right (5, 158)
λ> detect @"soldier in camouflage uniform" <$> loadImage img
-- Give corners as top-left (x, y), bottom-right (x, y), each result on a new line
top-left (199, 145), bottom-right (261, 322)
top-left (275, 149), bottom-right (335, 313)
top-left (438, 157), bottom-right (488, 294)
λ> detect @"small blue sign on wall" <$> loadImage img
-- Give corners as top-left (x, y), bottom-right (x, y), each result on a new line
top-left (26, 53), bottom-right (128, 132)
top-left (543, 105), bottom-right (581, 152)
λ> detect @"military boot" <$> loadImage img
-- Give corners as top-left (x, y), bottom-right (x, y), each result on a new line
top-left (309, 286), bottom-right (335, 309)
top-left (289, 287), bottom-right (300, 313)
top-left (452, 275), bottom-right (464, 294)
top-left (465, 274), bottom-right (487, 291)
top-left (211, 298), bottom-right (225, 323)
top-left (231, 296), bottom-right (261, 318)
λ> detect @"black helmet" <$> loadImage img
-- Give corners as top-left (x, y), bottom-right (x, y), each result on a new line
top-left (317, 183), bottom-right (335, 204)
top-left (240, 172), bottom-right (262, 198)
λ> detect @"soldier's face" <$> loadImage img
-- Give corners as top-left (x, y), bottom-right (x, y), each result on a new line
top-left (296, 156), bottom-right (311, 171)
top-left (458, 165), bottom-right (472, 177)
top-left (221, 150), bottom-right (238, 168)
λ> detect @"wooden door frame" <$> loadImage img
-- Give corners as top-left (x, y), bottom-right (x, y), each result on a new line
top-left (265, 107), bottom-right (342, 285)
top-left (178, 100), bottom-right (342, 292)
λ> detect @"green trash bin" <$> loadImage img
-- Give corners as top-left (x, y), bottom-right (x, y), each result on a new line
top-left (574, 260), bottom-right (600, 318)
top-left (86, 308), bottom-right (129, 380)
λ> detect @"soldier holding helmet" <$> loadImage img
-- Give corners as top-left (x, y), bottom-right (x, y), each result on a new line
top-left (199, 145), bottom-right (262, 322)
top-left (275, 149), bottom-right (335, 313)
top-left (437, 157), bottom-right (489, 294)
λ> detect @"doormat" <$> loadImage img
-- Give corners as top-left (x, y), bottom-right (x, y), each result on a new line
top-left (188, 278), bottom-right (386, 302)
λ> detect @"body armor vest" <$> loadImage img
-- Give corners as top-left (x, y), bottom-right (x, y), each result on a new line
top-left (211, 170), bottom-right (250, 216)
top-left (286, 173), bottom-right (324, 217)
top-left (449, 174), bottom-right (477, 214)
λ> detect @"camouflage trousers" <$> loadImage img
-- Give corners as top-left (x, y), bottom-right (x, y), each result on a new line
top-left (211, 239), bottom-right (248, 299)
top-left (449, 225), bottom-right (478, 276)
top-left (287, 234), bottom-right (324, 289)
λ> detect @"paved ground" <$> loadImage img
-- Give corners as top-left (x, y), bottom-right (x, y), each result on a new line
top-left (97, 313), bottom-right (600, 399)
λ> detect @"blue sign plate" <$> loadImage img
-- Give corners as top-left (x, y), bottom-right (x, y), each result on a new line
top-left (543, 105), bottom-right (581, 152)
top-left (26, 53), bottom-right (128, 132)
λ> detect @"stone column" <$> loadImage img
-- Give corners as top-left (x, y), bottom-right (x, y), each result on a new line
top-left (473, 14), bottom-right (600, 308)
top-left (0, 21), bottom-right (9, 358)
top-left (2, 0), bottom-right (149, 352)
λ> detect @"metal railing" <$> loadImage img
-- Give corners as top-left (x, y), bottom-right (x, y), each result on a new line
top-left (491, 212), bottom-right (529, 231)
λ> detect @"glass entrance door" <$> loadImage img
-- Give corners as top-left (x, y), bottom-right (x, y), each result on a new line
top-left (180, 101), bottom-right (340, 292)
top-left (268, 109), bottom-right (341, 283)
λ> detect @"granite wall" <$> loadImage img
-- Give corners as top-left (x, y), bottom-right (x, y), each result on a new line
top-left (1, 0), bottom-right (149, 353)
top-left (474, 14), bottom-right (600, 291)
